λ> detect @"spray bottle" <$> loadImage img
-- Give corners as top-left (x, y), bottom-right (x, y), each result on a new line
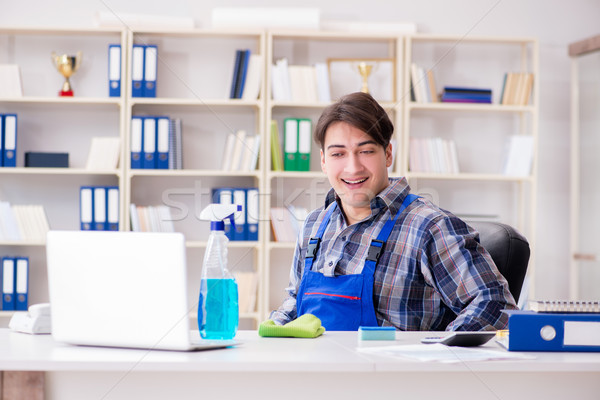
top-left (198, 203), bottom-right (241, 340)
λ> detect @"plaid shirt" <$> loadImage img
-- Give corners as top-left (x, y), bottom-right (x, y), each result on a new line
top-left (270, 177), bottom-right (517, 331)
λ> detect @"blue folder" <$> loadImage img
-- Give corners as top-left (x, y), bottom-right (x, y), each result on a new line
top-left (1, 257), bottom-right (16, 311)
top-left (14, 257), bottom-right (29, 311)
top-left (108, 44), bottom-right (121, 97)
top-left (502, 310), bottom-right (600, 352)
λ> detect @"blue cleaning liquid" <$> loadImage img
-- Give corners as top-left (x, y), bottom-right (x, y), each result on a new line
top-left (198, 278), bottom-right (239, 340)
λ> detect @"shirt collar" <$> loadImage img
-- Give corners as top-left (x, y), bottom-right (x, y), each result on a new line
top-left (323, 177), bottom-right (412, 218)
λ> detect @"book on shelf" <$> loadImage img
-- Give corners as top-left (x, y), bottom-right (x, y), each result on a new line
top-left (500, 72), bottom-right (533, 106)
top-left (221, 129), bottom-right (255, 171)
top-left (270, 206), bottom-right (308, 242)
top-left (502, 135), bottom-right (533, 177)
top-left (410, 63), bottom-right (437, 103)
top-left (238, 134), bottom-right (261, 172)
top-left (85, 137), bottom-right (121, 170)
top-left (168, 118), bottom-right (183, 169)
top-left (271, 58), bottom-right (291, 101)
top-left (272, 59), bottom-right (324, 103)
top-left (528, 300), bottom-right (600, 313)
top-left (25, 152), bottom-right (68, 168)
top-left (229, 49), bottom-right (249, 99)
top-left (270, 120), bottom-right (284, 171)
top-left (314, 62), bottom-right (331, 103)
top-left (0, 64), bottom-right (23, 97)
top-left (234, 271), bottom-right (259, 313)
top-left (0, 202), bottom-right (49, 242)
top-left (440, 87), bottom-right (492, 104)
top-left (409, 137), bottom-right (459, 174)
top-left (241, 54), bottom-right (263, 101)
top-left (288, 65), bottom-right (318, 103)
top-left (129, 204), bottom-right (175, 233)
top-left (230, 49), bottom-right (263, 100)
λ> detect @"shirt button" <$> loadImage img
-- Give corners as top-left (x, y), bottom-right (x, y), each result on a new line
top-left (328, 261), bottom-right (333, 266)
top-left (341, 236), bottom-right (347, 241)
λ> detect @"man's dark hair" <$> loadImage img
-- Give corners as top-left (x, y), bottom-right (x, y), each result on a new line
top-left (314, 92), bottom-right (394, 150)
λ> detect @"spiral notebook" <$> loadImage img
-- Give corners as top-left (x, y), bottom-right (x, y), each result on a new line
top-left (528, 300), bottom-right (600, 313)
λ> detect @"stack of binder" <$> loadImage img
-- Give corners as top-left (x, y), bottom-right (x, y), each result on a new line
top-left (212, 187), bottom-right (259, 241)
top-left (80, 186), bottom-right (119, 231)
top-left (283, 118), bottom-right (312, 172)
top-left (0, 114), bottom-right (17, 167)
top-left (1, 256), bottom-right (28, 311)
top-left (131, 116), bottom-right (182, 169)
top-left (131, 44), bottom-right (158, 98)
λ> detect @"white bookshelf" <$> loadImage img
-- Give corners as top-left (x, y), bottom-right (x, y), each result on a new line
top-left (123, 28), bottom-right (266, 327)
top-left (1, 26), bottom-right (540, 324)
top-left (0, 27), bottom-right (127, 322)
top-left (401, 34), bottom-right (539, 302)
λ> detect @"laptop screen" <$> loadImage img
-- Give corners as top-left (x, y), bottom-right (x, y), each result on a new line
top-left (46, 230), bottom-right (196, 350)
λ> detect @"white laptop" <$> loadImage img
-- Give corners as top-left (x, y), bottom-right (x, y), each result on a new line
top-left (46, 230), bottom-right (238, 351)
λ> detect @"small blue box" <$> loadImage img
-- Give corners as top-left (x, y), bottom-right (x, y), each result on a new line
top-left (358, 326), bottom-right (396, 341)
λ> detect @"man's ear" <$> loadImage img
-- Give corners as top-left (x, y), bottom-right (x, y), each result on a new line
top-left (320, 148), bottom-right (326, 173)
top-left (385, 143), bottom-right (393, 168)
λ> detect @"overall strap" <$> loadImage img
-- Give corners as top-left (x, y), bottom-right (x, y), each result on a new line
top-left (364, 193), bottom-right (420, 270)
top-left (304, 203), bottom-right (338, 273)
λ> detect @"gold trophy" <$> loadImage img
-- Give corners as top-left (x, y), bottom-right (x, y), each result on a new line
top-left (51, 51), bottom-right (82, 96)
top-left (357, 62), bottom-right (373, 94)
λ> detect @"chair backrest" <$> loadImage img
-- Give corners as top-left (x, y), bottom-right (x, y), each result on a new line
top-left (469, 221), bottom-right (530, 303)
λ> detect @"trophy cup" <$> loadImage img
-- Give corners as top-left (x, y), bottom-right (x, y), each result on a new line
top-left (51, 51), bottom-right (82, 96)
top-left (357, 62), bottom-right (374, 94)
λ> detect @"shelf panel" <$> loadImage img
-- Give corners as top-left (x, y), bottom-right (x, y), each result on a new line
top-left (408, 34), bottom-right (537, 45)
top-left (0, 97), bottom-right (122, 106)
top-left (128, 170), bottom-right (260, 178)
top-left (133, 28), bottom-right (264, 38)
top-left (407, 102), bottom-right (535, 113)
top-left (406, 172), bottom-right (534, 182)
top-left (0, 168), bottom-right (121, 176)
top-left (186, 241), bottom-right (259, 249)
top-left (130, 98), bottom-right (261, 108)
top-left (268, 171), bottom-right (326, 179)
top-left (0, 240), bottom-right (45, 247)
top-left (0, 26), bottom-right (123, 36)
top-left (270, 29), bottom-right (401, 41)
top-left (271, 100), bottom-right (399, 110)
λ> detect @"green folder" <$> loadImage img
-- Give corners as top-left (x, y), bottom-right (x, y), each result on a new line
top-left (297, 118), bottom-right (312, 171)
top-left (283, 118), bottom-right (298, 171)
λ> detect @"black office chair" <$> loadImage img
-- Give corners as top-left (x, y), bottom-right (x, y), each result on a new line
top-left (469, 221), bottom-right (530, 303)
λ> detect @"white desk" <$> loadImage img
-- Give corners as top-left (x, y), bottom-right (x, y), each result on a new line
top-left (1, 329), bottom-right (600, 400)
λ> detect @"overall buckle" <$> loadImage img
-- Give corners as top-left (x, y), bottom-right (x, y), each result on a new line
top-left (366, 239), bottom-right (385, 262)
top-left (306, 238), bottom-right (321, 259)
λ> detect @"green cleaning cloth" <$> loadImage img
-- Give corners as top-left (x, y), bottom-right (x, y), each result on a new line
top-left (258, 314), bottom-right (325, 338)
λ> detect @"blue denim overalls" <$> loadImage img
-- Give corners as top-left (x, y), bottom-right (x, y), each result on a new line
top-left (296, 194), bottom-right (419, 330)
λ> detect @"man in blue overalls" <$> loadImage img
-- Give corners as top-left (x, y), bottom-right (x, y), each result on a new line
top-left (270, 92), bottom-right (517, 331)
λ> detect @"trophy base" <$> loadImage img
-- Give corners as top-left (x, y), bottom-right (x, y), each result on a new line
top-left (59, 90), bottom-right (74, 97)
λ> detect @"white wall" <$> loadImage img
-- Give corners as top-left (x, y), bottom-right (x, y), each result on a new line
top-left (2, 0), bottom-right (599, 300)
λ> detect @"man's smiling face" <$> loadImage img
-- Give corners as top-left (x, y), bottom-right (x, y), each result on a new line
top-left (320, 121), bottom-right (392, 222)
